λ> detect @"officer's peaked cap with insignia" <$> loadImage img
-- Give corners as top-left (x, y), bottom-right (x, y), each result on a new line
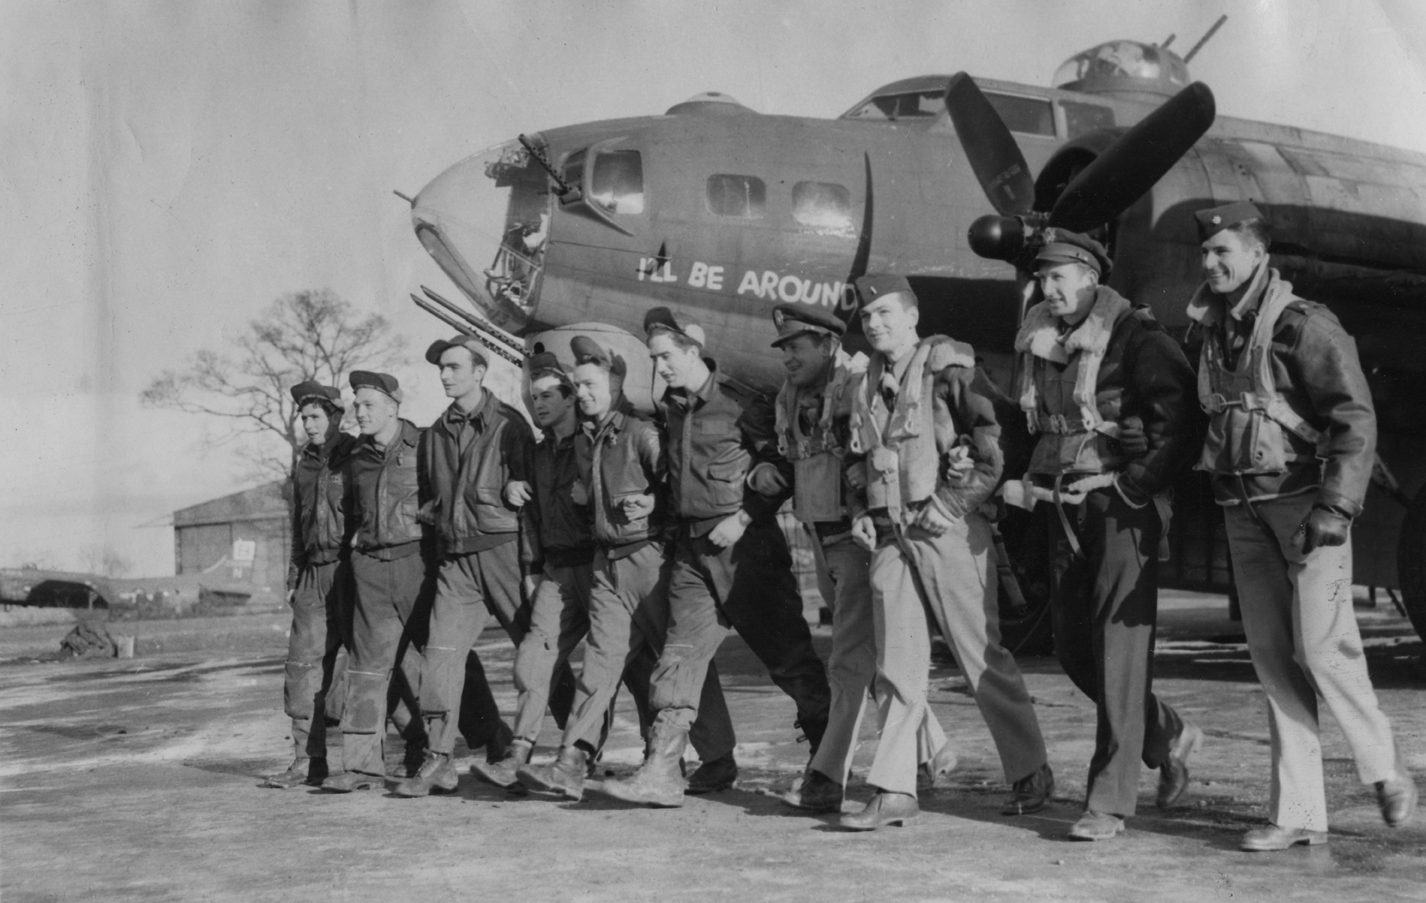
top-left (349, 370), bottom-right (402, 403)
top-left (854, 273), bottom-right (915, 306)
top-left (425, 333), bottom-right (489, 368)
top-left (1195, 201), bottom-right (1266, 243)
top-left (643, 306), bottom-right (706, 347)
top-left (290, 381), bottom-right (343, 410)
top-left (1034, 228), bottom-right (1112, 278)
top-left (570, 335), bottom-right (628, 378)
top-left (770, 302), bottom-right (846, 348)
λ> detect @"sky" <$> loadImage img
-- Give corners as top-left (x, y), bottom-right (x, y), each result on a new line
top-left (3, 0), bottom-right (1426, 577)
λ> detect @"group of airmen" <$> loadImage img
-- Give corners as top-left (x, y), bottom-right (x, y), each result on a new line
top-left (269, 201), bottom-right (1417, 851)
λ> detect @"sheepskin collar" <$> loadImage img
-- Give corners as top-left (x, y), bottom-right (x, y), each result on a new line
top-left (1014, 286), bottom-right (1133, 364)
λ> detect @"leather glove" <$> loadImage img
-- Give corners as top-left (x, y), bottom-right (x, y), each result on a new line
top-left (746, 462), bottom-right (789, 497)
top-left (1300, 506), bottom-right (1351, 554)
top-left (1117, 416), bottom-right (1148, 457)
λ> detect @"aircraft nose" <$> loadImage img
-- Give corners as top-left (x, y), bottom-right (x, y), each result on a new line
top-left (411, 141), bottom-right (541, 334)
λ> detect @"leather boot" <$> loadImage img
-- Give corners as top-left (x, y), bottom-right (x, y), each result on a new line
top-left (470, 739), bottom-right (533, 792)
top-left (685, 752), bottom-right (738, 794)
top-left (518, 746), bottom-right (588, 801)
top-left (264, 756), bottom-right (323, 790)
top-left (601, 724), bottom-right (688, 808)
top-left (778, 769), bottom-right (843, 813)
top-left (394, 751), bottom-right (460, 798)
top-left (839, 791), bottom-right (919, 830)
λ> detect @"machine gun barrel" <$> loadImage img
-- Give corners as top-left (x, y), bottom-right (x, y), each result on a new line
top-left (409, 294), bottom-right (526, 367)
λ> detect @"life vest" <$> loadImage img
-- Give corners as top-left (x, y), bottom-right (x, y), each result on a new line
top-left (775, 352), bottom-right (863, 524)
top-left (849, 336), bottom-right (974, 524)
top-left (1187, 268), bottom-right (1326, 475)
top-left (1014, 287), bottom-right (1132, 476)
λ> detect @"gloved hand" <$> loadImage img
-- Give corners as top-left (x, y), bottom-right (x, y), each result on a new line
top-left (1300, 506), bottom-right (1351, 554)
top-left (1117, 416), bottom-right (1148, 457)
top-left (746, 462), bottom-right (789, 497)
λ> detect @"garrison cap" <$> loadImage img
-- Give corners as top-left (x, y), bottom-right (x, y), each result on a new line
top-left (349, 370), bottom-right (402, 403)
top-left (854, 273), bottom-right (915, 306)
top-left (643, 306), bottom-right (706, 348)
top-left (570, 335), bottom-right (627, 378)
top-left (770, 303), bottom-right (845, 348)
top-left (424, 334), bottom-right (489, 368)
top-left (1034, 228), bottom-right (1112, 278)
top-left (290, 381), bottom-right (343, 410)
top-left (1195, 201), bottom-right (1265, 242)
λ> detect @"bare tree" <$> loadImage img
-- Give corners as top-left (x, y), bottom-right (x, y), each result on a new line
top-left (80, 543), bottom-right (134, 578)
top-left (142, 289), bottom-right (406, 480)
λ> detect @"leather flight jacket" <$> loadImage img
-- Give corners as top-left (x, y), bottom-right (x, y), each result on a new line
top-left (528, 428), bottom-right (595, 569)
top-left (421, 390), bottom-right (533, 556)
top-left (288, 428), bottom-right (357, 589)
top-left (1015, 286), bottom-right (1201, 501)
top-left (581, 398), bottom-right (667, 551)
top-left (661, 360), bottom-right (790, 533)
top-left (349, 418), bottom-right (426, 556)
top-left (1186, 266), bottom-right (1376, 516)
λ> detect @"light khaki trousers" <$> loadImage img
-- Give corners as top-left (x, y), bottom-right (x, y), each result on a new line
top-left (808, 533), bottom-right (949, 785)
top-left (1224, 494), bottom-right (1399, 831)
top-left (866, 512), bottom-right (1047, 796)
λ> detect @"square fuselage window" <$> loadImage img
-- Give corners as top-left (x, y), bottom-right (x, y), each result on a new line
top-left (707, 174), bottom-right (766, 218)
top-left (792, 181), bottom-right (852, 231)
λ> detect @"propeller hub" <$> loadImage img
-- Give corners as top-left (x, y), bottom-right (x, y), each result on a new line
top-left (967, 215), bottom-right (1027, 262)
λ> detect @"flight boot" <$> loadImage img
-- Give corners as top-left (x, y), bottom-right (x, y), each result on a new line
top-left (470, 738), bottom-right (534, 793)
top-left (778, 769), bottom-right (843, 813)
top-left (393, 751), bottom-right (460, 798)
top-left (517, 745), bottom-right (589, 801)
top-left (600, 724), bottom-right (688, 808)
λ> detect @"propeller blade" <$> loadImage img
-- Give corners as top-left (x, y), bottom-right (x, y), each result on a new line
top-left (847, 152), bottom-right (874, 283)
top-left (1048, 81), bottom-right (1216, 232)
top-left (944, 72), bottom-right (1036, 216)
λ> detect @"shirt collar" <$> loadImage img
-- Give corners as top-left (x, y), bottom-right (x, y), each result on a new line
top-left (1228, 262), bottom-right (1271, 322)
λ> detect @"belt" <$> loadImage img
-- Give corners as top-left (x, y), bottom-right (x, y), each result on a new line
top-left (354, 541), bottom-right (421, 561)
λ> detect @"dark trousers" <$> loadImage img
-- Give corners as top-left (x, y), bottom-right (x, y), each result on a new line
top-left (1046, 487), bottom-right (1183, 817)
top-left (421, 541), bottom-right (577, 754)
top-left (283, 560), bottom-right (348, 761)
top-left (650, 519), bottom-right (830, 734)
top-left (339, 551), bottom-right (432, 778)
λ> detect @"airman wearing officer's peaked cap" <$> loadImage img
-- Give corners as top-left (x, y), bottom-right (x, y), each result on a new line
top-left (349, 370), bottom-right (402, 403)
top-left (570, 335), bottom-right (628, 378)
top-left (769, 303), bottom-right (846, 348)
top-left (425, 334), bottom-right (489, 368)
top-left (1194, 201), bottom-right (1266, 243)
top-left (643, 306), bottom-right (706, 347)
top-left (1034, 228), bottom-right (1112, 279)
top-left (853, 273), bottom-right (916, 305)
top-left (290, 381), bottom-right (343, 409)
top-left (527, 351), bottom-right (572, 387)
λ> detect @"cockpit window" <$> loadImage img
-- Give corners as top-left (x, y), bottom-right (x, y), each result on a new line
top-left (707, 174), bottom-right (766, 218)
top-left (792, 181), bottom-right (853, 232)
top-left (590, 150), bottom-right (645, 215)
top-left (842, 90), bottom-right (944, 121)
top-left (983, 92), bottom-right (1055, 137)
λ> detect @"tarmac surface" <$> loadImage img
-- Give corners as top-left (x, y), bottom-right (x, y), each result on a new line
top-left (2, 592), bottom-right (1424, 903)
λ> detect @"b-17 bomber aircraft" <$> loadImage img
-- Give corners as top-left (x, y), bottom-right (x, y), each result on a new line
top-left (403, 30), bottom-right (1426, 647)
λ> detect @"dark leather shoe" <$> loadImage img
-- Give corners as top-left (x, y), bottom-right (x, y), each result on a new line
top-left (393, 751), bottom-right (459, 798)
top-left (839, 791), bottom-right (919, 831)
top-left (1157, 724), bottom-right (1203, 809)
top-left (779, 769), bottom-right (843, 813)
top-left (320, 771), bottom-right (381, 793)
top-left (685, 752), bottom-right (737, 794)
top-left (470, 739), bottom-right (533, 792)
top-left (264, 757), bottom-right (326, 789)
top-left (1001, 763), bottom-right (1054, 815)
top-left (1068, 810), bottom-right (1125, 841)
top-left (1241, 824), bottom-right (1328, 852)
top-left (1377, 773), bottom-right (1419, 828)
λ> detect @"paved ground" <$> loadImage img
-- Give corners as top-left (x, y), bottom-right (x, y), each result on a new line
top-left (2, 593), bottom-right (1424, 903)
